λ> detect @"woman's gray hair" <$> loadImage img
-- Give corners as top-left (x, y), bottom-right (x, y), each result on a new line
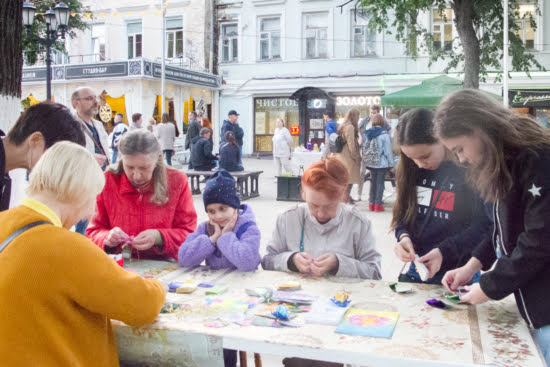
top-left (108, 129), bottom-right (169, 205)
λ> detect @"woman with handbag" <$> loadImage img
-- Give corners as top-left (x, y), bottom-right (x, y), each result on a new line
top-left (335, 109), bottom-right (362, 203)
top-left (392, 108), bottom-right (491, 284)
top-left (436, 89), bottom-right (550, 365)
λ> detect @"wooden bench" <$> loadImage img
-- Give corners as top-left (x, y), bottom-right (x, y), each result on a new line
top-left (183, 170), bottom-right (263, 201)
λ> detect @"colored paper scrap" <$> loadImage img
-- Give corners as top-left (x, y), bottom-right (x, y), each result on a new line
top-left (272, 291), bottom-right (317, 304)
top-left (414, 255), bottom-right (429, 281)
top-left (389, 282), bottom-right (413, 293)
top-left (335, 308), bottom-right (399, 338)
top-left (206, 285), bottom-right (228, 295)
top-left (426, 299), bottom-right (453, 310)
top-left (251, 316), bottom-right (300, 328)
top-left (277, 281), bottom-right (301, 291)
top-left (176, 282), bottom-right (198, 293)
top-left (304, 297), bottom-right (350, 326)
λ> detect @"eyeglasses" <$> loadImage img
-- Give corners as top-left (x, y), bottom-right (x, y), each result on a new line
top-left (78, 96), bottom-right (98, 102)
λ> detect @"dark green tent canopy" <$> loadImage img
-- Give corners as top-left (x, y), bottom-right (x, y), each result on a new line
top-left (381, 75), bottom-right (463, 108)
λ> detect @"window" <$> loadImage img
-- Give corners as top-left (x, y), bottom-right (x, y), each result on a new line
top-left (254, 97), bottom-right (299, 152)
top-left (432, 8), bottom-right (453, 51)
top-left (515, 4), bottom-right (535, 49)
top-left (303, 13), bottom-right (328, 59)
top-left (92, 24), bottom-right (106, 61)
top-left (258, 17), bottom-right (281, 60)
top-left (352, 11), bottom-right (376, 57)
top-left (222, 23), bottom-right (238, 62)
top-left (127, 22), bottom-right (142, 59)
top-left (165, 18), bottom-right (183, 58)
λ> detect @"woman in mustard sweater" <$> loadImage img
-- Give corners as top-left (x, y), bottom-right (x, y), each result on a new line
top-left (0, 141), bottom-right (165, 367)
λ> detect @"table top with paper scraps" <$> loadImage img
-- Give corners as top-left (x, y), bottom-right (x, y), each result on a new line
top-left (112, 260), bottom-right (544, 367)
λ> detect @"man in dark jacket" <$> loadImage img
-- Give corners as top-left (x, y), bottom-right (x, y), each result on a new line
top-left (220, 110), bottom-right (244, 166)
top-left (190, 128), bottom-right (217, 171)
top-left (185, 111), bottom-right (201, 169)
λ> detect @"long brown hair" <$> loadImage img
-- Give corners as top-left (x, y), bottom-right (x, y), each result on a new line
top-left (391, 108), bottom-right (443, 231)
top-left (434, 89), bottom-right (550, 202)
top-left (338, 108), bottom-right (360, 146)
top-left (108, 130), bottom-right (169, 205)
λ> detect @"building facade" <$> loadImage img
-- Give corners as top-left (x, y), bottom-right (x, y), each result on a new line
top-left (216, 0), bottom-right (550, 155)
top-left (22, 0), bottom-right (220, 132)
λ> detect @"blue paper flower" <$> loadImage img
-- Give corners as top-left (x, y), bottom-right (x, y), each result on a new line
top-left (271, 304), bottom-right (289, 320)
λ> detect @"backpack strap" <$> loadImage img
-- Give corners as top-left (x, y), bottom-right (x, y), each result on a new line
top-left (0, 221), bottom-right (52, 254)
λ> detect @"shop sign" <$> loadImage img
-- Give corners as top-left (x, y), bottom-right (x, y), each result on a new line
top-left (65, 62), bottom-right (128, 79)
top-left (510, 90), bottom-right (550, 108)
top-left (22, 68), bottom-right (48, 82)
top-left (290, 126), bottom-right (300, 135)
top-left (153, 64), bottom-right (219, 88)
top-left (336, 96), bottom-right (381, 106)
top-left (255, 98), bottom-right (298, 108)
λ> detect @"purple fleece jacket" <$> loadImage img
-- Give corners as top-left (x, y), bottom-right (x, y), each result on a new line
top-left (178, 204), bottom-right (261, 272)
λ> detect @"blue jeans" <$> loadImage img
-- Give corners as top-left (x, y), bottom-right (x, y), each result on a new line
top-left (238, 145), bottom-right (243, 166)
top-left (536, 325), bottom-right (550, 367)
top-left (368, 168), bottom-right (388, 205)
top-left (163, 150), bottom-right (173, 166)
top-left (401, 262), bottom-right (481, 285)
top-left (111, 150), bottom-right (118, 164)
top-left (75, 218), bottom-right (88, 236)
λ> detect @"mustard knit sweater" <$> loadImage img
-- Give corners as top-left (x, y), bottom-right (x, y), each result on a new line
top-left (0, 205), bottom-right (166, 366)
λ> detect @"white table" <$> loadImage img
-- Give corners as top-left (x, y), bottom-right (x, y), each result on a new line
top-left (114, 261), bottom-right (545, 367)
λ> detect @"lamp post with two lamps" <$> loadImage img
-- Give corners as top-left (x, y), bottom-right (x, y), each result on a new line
top-left (22, 1), bottom-right (70, 101)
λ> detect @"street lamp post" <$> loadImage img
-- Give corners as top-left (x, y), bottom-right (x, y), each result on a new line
top-left (22, 1), bottom-right (70, 101)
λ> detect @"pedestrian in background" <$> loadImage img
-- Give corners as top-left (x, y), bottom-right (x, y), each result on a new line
top-left (363, 113), bottom-right (394, 212)
top-left (146, 117), bottom-right (156, 133)
top-left (72, 86), bottom-right (111, 236)
top-left (185, 111), bottom-right (201, 169)
top-left (110, 113), bottom-right (128, 163)
top-left (190, 128), bottom-right (217, 171)
top-left (129, 113), bottom-right (143, 131)
top-left (322, 110), bottom-right (337, 158)
top-left (199, 114), bottom-right (213, 144)
top-left (272, 118), bottom-right (293, 181)
top-left (335, 109), bottom-right (362, 203)
top-left (156, 112), bottom-right (176, 166)
top-left (219, 131), bottom-right (243, 172)
top-left (72, 86), bottom-right (110, 169)
top-left (221, 110), bottom-right (244, 166)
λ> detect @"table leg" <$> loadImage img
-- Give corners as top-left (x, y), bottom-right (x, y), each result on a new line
top-left (190, 176), bottom-right (202, 195)
top-left (239, 351), bottom-right (248, 367)
top-left (250, 174), bottom-right (260, 198)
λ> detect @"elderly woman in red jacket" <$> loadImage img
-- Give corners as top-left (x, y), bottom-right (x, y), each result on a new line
top-left (87, 129), bottom-right (197, 260)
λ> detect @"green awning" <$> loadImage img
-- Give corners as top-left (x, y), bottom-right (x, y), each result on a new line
top-left (381, 75), bottom-right (466, 108)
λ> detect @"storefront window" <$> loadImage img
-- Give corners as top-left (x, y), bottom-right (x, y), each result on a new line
top-left (254, 97), bottom-right (299, 152)
top-left (334, 95), bottom-right (382, 123)
top-left (536, 108), bottom-right (550, 127)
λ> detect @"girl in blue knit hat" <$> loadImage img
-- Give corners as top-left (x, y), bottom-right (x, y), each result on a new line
top-left (178, 169), bottom-right (261, 367)
top-left (178, 168), bottom-right (261, 272)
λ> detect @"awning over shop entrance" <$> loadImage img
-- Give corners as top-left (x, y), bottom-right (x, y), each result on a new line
top-left (381, 75), bottom-right (462, 108)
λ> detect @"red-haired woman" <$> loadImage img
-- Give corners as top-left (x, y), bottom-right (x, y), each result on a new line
top-left (262, 157), bottom-right (381, 280)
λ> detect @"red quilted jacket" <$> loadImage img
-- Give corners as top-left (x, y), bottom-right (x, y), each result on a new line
top-left (87, 169), bottom-right (197, 260)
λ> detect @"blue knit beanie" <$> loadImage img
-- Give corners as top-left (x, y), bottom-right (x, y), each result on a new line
top-left (203, 169), bottom-right (240, 210)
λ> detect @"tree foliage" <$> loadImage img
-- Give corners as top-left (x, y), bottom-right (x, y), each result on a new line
top-left (22, 0), bottom-right (91, 65)
top-left (355, 0), bottom-right (546, 88)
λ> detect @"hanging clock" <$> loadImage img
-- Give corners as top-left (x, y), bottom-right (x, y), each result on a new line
top-left (99, 103), bottom-right (112, 123)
